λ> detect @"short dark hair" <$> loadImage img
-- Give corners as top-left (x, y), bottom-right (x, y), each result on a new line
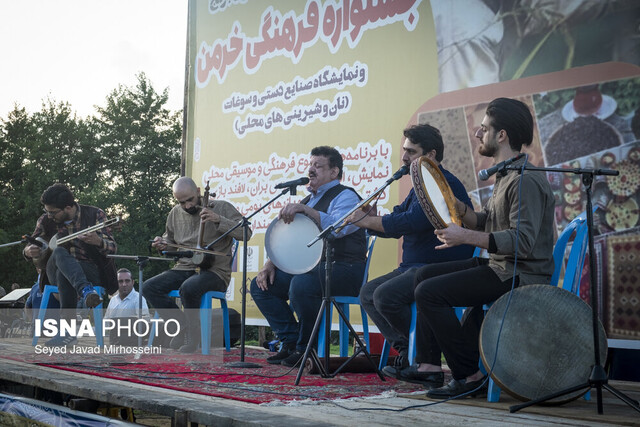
top-left (310, 146), bottom-right (343, 179)
top-left (485, 98), bottom-right (533, 151)
top-left (40, 183), bottom-right (75, 209)
top-left (403, 124), bottom-right (444, 162)
top-left (117, 268), bottom-right (132, 276)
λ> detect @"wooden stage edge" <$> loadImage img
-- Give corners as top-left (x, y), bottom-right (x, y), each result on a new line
top-left (1, 355), bottom-right (639, 426)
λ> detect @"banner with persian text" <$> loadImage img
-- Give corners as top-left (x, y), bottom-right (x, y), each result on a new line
top-left (185, 0), bottom-right (640, 327)
top-left (185, 0), bottom-right (435, 325)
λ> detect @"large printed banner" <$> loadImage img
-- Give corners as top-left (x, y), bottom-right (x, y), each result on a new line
top-left (186, 0), bottom-right (436, 324)
top-left (185, 0), bottom-right (640, 325)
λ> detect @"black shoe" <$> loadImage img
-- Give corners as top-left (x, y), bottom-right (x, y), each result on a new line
top-left (391, 351), bottom-right (409, 369)
top-left (169, 331), bottom-right (186, 350)
top-left (266, 346), bottom-right (294, 365)
top-left (426, 376), bottom-right (488, 399)
top-left (280, 351), bottom-right (304, 367)
top-left (81, 286), bottom-right (102, 308)
top-left (382, 365), bottom-right (444, 389)
top-left (178, 326), bottom-right (200, 353)
top-left (44, 335), bottom-right (78, 347)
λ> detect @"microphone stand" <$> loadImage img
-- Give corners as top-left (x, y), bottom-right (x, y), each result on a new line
top-left (498, 164), bottom-right (640, 415)
top-left (294, 174), bottom-right (402, 385)
top-left (206, 186), bottom-right (299, 368)
top-left (107, 254), bottom-right (172, 355)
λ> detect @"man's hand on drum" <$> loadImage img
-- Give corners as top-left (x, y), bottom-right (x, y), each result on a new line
top-left (434, 224), bottom-right (467, 249)
top-left (256, 260), bottom-right (276, 290)
top-left (278, 203), bottom-right (307, 224)
top-left (200, 206), bottom-right (220, 223)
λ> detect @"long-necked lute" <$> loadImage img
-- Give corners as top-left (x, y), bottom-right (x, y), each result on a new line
top-left (29, 217), bottom-right (120, 269)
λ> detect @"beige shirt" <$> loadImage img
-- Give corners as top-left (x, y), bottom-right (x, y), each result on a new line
top-left (476, 160), bottom-right (555, 285)
top-left (163, 200), bottom-right (249, 284)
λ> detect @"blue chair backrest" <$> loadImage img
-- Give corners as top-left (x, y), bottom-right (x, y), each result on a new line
top-left (551, 210), bottom-right (591, 294)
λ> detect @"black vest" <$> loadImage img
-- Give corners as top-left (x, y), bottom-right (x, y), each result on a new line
top-left (301, 184), bottom-right (366, 263)
top-left (41, 204), bottom-right (118, 294)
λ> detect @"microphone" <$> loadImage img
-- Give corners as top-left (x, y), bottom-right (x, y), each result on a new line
top-left (478, 153), bottom-right (526, 181)
top-left (274, 177), bottom-right (310, 189)
top-left (386, 165), bottom-right (410, 183)
top-left (162, 250), bottom-right (194, 258)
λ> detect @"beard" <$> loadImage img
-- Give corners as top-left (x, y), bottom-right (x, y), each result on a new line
top-left (183, 205), bottom-right (199, 215)
top-left (478, 138), bottom-right (498, 158)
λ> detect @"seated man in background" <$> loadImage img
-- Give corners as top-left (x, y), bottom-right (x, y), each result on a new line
top-left (104, 268), bottom-right (150, 346)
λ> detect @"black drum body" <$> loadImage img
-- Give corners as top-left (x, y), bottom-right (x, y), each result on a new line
top-left (480, 284), bottom-right (607, 404)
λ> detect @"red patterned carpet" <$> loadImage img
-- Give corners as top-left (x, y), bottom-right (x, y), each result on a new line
top-left (8, 347), bottom-right (422, 404)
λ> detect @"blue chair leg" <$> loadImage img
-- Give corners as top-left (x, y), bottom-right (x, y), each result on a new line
top-left (379, 339), bottom-right (391, 370)
top-left (487, 379), bottom-right (501, 402)
top-left (317, 303), bottom-right (334, 358)
top-left (407, 302), bottom-right (417, 365)
top-left (200, 291), bottom-right (231, 355)
top-left (477, 359), bottom-right (501, 401)
top-left (200, 296), bottom-right (212, 354)
top-left (359, 305), bottom-right (370, 350)
top-left (33, 285), bottom-right (57, 345)
top-left (94, 286), bottom-right (104, 347)
top-left (337, 303), bottom-right (350, 357)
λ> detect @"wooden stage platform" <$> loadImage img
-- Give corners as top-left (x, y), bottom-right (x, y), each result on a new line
top-left (1, 340), bottom-right (639, 426)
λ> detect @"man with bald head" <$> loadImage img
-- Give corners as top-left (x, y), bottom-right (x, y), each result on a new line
top-left (143, 177), bottom-right (249, 353)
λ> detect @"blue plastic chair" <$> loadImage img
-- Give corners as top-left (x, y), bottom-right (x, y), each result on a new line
top-left (552, 209), bottom-right (590, 293)
top-left (148, 239), bottom-right (238, 354)
top-left (32, 284), bottom-right (105, 347)
top-left (317, 234), bottom-right (377, 357)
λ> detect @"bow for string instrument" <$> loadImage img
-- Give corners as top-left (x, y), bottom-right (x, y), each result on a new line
top-left (27, 217), bottom-right (120, 269)
top-left (192, 181), bottom-right (215, 269)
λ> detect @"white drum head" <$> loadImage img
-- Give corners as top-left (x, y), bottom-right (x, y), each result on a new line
top-left (410, 156), bottom-right (461, 229)
top-left (265, 213), bottom-right (323, 275)
top-left (420, 162), bottom-right (453, 224)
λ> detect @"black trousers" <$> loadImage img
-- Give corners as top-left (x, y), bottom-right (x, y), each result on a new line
top-left (414, 257), bottom-right (516, 380)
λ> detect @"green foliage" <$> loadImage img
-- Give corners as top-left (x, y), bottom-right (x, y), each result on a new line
top-left (0, 73), bottom-right (182, 287)
top-left (601, 77), bottom-right (640, 117)
top-left (532, 90), bottom-right (575, 119)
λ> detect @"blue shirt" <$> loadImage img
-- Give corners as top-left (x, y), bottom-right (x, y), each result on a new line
top-left (305, 179), bottom-right (360, 238)
top-left (377, 166), bottom-right (474, 270)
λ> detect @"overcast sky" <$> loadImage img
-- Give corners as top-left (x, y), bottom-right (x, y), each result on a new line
top-left (0, 0), bottom-right (188, 118)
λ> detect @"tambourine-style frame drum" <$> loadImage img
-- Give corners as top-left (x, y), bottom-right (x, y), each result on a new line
top-left (410, 156), bottom-right (461, 229)
top-left (265, 213), bottom-right (323, 275)
top-left (480, 284), bottom-right (608, 404)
